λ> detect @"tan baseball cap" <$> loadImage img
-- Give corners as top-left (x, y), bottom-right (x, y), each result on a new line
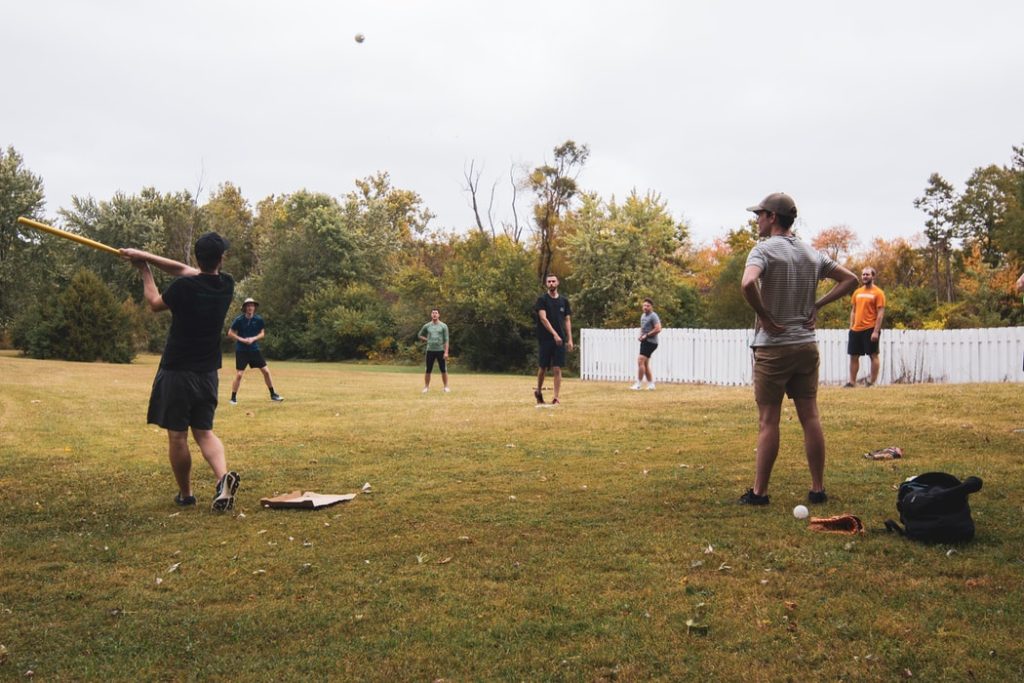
top-left (746, 192), bottom-right (797, 219)
top-left (241, 297), bottom-right (259, 309)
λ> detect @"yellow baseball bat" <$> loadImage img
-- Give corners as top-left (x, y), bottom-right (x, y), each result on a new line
top-left (17, 216), bottom-right (122, 256)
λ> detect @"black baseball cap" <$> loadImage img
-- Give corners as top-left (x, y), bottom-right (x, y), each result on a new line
top-left (746, 192), bottom-right (798, 219)
top-left (194, 232), bottom-right (230, 262)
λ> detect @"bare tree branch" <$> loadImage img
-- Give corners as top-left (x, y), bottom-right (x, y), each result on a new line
top-left (487, 178), bottom-right (498, 238)
top-left (506, 163), bottom-right (522, 244)
top-left (187, 160), bottom-right (206, 265)
top-left (463, 160), bottom-right (486, 233)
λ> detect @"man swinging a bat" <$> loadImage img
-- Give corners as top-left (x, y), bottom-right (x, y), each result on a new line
top-left (120, 233), bottom-right (240, 512)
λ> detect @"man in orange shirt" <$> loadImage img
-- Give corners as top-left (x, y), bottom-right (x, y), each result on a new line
top-left (846, 267), bottom-right (886, 387)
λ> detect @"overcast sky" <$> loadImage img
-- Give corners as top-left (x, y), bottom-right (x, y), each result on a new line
top-left (4, 1), bottom-right (1022, 246)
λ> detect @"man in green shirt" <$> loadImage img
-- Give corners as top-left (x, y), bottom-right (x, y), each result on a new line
top-left (418, 308), bottom-right (450, 392)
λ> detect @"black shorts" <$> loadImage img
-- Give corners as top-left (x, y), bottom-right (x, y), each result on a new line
top-left (848, 329), bottom-right (879, 357)
top-left (235, 347), bottom-right (267, 370)
top-left (426, 350), bottom-right (447, 373)
top-left (538, 338), bottom-right (567, 369)
top-left (147, 368), bottom-right (219, 432)
top-left (639, 340), bottom-right (658, 358)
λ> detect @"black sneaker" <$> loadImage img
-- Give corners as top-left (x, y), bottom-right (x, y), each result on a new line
top-left (270, 393), bottom-right (284, 402)
top-left (534, 389), bottom-right (544, 404)
top-left (174, 493), bottom-right (197, 507)
top-left (808, 489), bottom-right (828, 504)
top-left (212, 471), bottom-right (240, 512)
top-left (229, 398), bottom-right (237, 405)
top-left (739, 488), bottom-right (770, 505)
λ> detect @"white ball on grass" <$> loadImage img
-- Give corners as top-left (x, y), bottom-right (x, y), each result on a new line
top-left (793, 504), bottom-right (809, 519)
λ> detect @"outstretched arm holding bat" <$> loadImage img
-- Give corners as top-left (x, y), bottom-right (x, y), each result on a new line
top-left (17, 217), bottom-right (203, 282)
top-left (120, 247), bottom-right (200, 277)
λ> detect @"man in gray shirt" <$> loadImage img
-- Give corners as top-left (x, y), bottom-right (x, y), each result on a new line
top-left (739, 192), bottom-right (857, 506)
top-left (631, 298), bottom-right (662, 390)
top-left (418, 308), bottom-right (450, 392)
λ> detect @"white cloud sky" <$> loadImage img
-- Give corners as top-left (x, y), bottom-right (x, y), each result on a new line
top-left (4, 0), bottom-right (1022, 245)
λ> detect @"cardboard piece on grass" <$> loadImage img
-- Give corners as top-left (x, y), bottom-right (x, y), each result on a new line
top-left (260, 491), bottom-right (357, 510)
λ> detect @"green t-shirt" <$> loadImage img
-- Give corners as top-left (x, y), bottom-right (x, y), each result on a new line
top-left (418, 321), bottom-right (449, 352)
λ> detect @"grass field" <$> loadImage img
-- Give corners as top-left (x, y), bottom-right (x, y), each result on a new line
top-left (1, 351), bottom-right (1023, 681)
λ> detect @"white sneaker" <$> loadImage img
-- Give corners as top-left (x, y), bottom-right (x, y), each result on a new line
top-left (647, 383), bottom-right (656, 391)
top-left (211, 471), bottom-right (240, 512)
top-left (630, 382), bottom-right (642, 390)
top-left (422, 387), bottom-right (429, 393)
top-left (443, 387), bottom-right (450, 393)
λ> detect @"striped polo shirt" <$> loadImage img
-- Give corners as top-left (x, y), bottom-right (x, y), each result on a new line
top-left (745, 234), bottom-right (838, 347)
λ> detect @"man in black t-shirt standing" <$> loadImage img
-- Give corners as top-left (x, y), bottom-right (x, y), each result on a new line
top-left (121, 233), bottom-right (240, 512)
top-left (534, 274), bottom-right (573, 405)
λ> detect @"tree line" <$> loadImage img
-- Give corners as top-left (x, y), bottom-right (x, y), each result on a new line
top-left (2, 140), bottom-right (1023, 369)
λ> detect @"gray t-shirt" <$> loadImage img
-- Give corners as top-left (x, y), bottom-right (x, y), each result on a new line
top-left (745, 234), bottom-right (838, 347)
top-left (640, 311), bottom-right (661, 344)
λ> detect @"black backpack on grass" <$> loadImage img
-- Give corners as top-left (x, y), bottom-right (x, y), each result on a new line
top-left (885, 472), bottom-right (983, 543)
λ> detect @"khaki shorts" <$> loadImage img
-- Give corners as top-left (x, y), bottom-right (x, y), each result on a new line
top-left (753, 343), bottom-right (819, 404)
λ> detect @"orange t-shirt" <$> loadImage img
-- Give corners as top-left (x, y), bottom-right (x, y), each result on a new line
top-left (850, 286), bottom-right (886, 332)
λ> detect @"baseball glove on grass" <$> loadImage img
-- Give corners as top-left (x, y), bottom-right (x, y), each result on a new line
top-left (808, 514), bottom-right (865, 534)
top-left (863, 446), bottom-right (903, 460)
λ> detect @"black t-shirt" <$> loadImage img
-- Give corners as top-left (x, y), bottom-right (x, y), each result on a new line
top-left (159, 272), bottom-right (235, 372)
top-left (534, 293), bottom-right (571, 341)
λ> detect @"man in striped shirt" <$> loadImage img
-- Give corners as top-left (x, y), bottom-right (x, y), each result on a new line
top-left (738, 193), bottom-right (857, 507)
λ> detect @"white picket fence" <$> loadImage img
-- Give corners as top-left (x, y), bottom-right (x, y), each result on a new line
top-left (580, 327), bottom-right (1024, 386)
